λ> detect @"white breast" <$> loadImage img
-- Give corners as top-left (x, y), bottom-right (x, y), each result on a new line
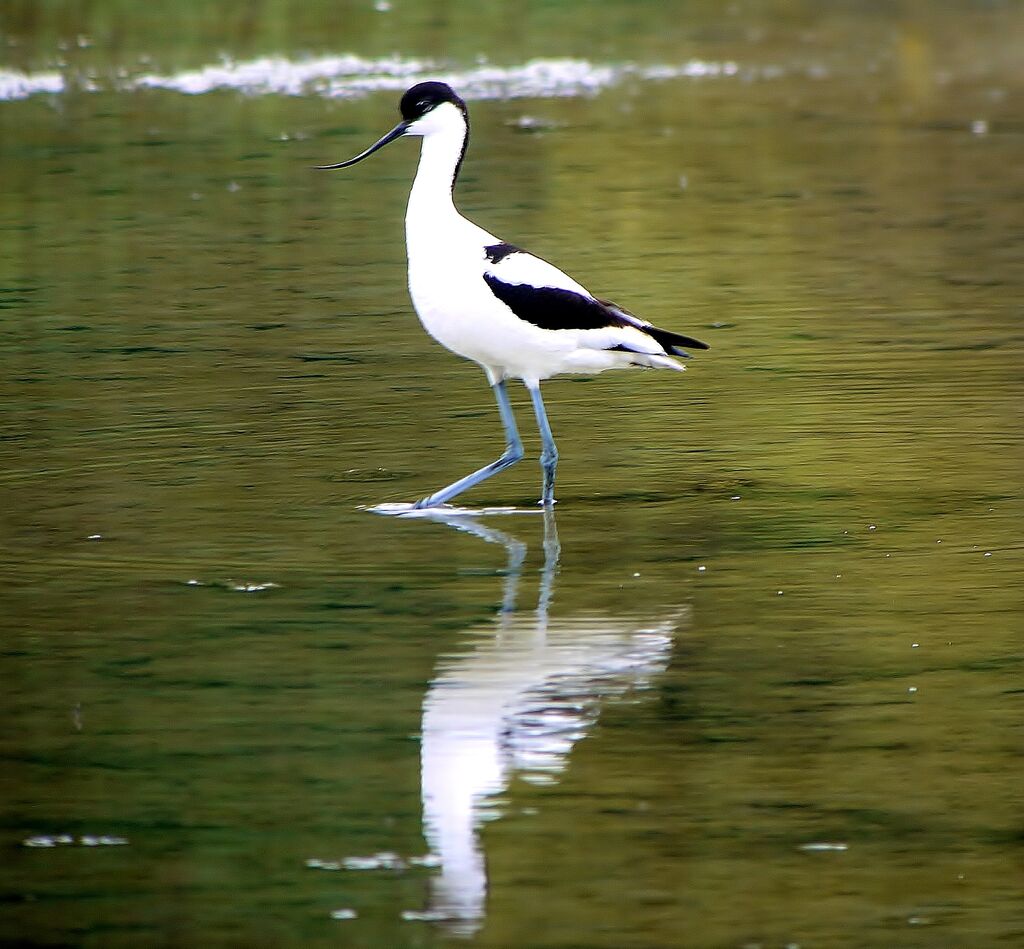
top-left (406, 212), bottom-right (577, 379)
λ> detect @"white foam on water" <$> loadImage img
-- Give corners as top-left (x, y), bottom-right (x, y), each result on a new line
top-left (2, 54), bottom-right (744, 102)
top-left (0, 68), bottom-right (63, 100)
top-left (136, 53), bottom-right (428, 97)
top-left (138, 55), bottom-right (740, 99)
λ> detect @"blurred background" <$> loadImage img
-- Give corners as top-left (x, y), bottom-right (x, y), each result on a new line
top-left (1, 2), bottom-right (1022, 946)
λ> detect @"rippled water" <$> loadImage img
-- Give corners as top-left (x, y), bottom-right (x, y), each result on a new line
top-left (2, 2), bottom-right (1023, 946)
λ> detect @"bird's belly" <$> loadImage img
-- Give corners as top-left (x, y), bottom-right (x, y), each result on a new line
top-left (408, 262), bottom-right (568, 377)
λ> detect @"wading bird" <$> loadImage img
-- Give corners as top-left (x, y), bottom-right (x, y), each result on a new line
top-left (318, 82), bottom-right (708, 509)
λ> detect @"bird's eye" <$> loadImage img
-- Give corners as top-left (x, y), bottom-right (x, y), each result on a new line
top-left (417, 99), bottom-right (430, 110)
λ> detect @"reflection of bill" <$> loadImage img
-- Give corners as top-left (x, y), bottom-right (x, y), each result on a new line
top-left (411, 509), bottom-right (685, 935)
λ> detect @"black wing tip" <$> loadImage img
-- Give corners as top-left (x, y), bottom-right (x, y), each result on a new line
top-left (645, 327), bottom-right (710, 354)
top-left (658, 328), bottom-right (710, 351)
top-left (599, 301), bottom-right (711, 352)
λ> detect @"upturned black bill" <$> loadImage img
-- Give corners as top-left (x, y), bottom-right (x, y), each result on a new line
top-left (315, 121), bottom-right (410, 170)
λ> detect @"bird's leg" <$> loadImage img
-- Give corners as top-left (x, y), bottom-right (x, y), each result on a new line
top-left (413, 379), bottom-right (524, 509)
top-left (527, 382), bottom-right (558, 506)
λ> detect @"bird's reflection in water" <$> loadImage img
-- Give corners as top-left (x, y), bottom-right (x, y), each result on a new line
top-left (411, 508), bottom-right (685, 936)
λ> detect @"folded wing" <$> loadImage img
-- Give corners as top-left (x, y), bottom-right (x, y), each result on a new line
top-left (482, 243), bottom-right (709, 357)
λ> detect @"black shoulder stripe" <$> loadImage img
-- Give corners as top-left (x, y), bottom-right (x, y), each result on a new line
top-left (484, 242), bottom-right (521, 264)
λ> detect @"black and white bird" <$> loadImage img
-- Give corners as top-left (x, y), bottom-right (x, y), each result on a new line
top-left (318, 81), bottom-right (708, 509)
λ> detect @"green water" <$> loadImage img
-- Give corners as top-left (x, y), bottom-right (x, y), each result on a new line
top-left (2, 2), bottom-right (1022, 946)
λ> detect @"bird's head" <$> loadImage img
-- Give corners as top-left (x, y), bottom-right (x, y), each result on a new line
top-left (316, 81), bottom-right (468, 170)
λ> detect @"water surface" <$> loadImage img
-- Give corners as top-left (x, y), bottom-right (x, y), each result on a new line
top-left (2, 2), bottom-right (1022, 946)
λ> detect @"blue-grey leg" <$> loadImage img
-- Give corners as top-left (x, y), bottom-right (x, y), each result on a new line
top-left (413, 379), bottom-right (524, 509)
top-left (527, 383), bottom-right (558, 506)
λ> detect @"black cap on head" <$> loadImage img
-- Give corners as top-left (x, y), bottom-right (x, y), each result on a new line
top-left (314, 81), bottom-right (469, 174)
top-left (399, 81), bottom-right (467, 122)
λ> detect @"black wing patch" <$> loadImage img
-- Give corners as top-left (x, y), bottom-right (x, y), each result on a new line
top-left (483, 242), bottom-right (521, 264)
top-left (483, 274), bottom-right (710, 354)
top-left (484, 274), bottom-right (623, 332)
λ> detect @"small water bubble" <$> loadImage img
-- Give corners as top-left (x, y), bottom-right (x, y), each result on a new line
top-left (633, 572), bottom-right (640, 578)
top-left (185, 579), bottom-right (202, 586)
top-left (409, 853), bottom-right (442, 868)
top-left (401, 909), bottom-right (450, 922)
top-left (227, 580), bottom-right (278, 593)
top-left (25, 833), bottom-right (126, 847)
top-left (970, 119), bottom-right (988, 135)
top-left (81, 835), bottom-right (128, 846)
top-left (23, 835), bottom-right (58, 848)
top-left (509, 115), bottom-right (558, 132)
top-left (678, 174), bottom-right (689, 190)
top-left (190, 192), bottom-right (203, 201)
top-left (227, 181), bottom-right (241, 192)
top-left (868, 524), bottom-right (877, 531)
top-left (373, 0), bottom-right (392, 10)
top-left (799, 842), bottom-right (847, 852)
top-left (697, 565), bottom-right (706, 572)
top-left (908, 915), bottom-right (934, 926)
top-left (912, 643), bottom-right (919, 648)
top-left (343, 852), bottom-right (405, 871)
top-left (908, 686), bottom-right (918, 693)
top-left (984, 551), bottom-right (992, 557)
top-left (87, 534), bottom-right (102, 540)
top-left (776, 590), bottom-right (784, 596)
top-left (330, 908), bottom-right (357, 920)
top-left (730, 495), bottom-right (741, 501)
top-left (306, 858), bottom-right (342, 871)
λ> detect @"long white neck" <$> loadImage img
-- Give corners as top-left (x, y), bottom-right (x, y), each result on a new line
top-left (405, 108), bottom-right (469, 249)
